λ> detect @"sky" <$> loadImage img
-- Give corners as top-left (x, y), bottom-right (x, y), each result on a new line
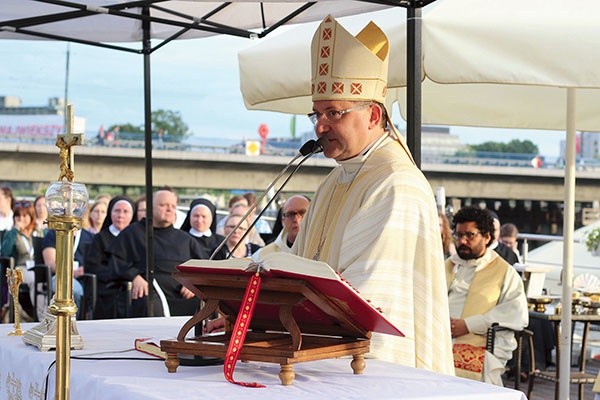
top-left (0, 8), bottom-right (566, 158)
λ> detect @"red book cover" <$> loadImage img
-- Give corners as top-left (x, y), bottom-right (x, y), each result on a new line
top-left (134, 338), bottom-right (167, 359)
top-left (176, 252), bottom-right (403, 337)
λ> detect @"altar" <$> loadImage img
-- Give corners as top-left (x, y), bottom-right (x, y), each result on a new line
top-left (0, 317), bottom-right (527, 400)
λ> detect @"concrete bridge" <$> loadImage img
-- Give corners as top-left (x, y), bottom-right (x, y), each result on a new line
top-left (1, 142), bottom-right (598, 203)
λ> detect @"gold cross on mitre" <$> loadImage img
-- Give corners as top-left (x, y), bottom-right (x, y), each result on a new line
top-left (56, 104), bottom-right (84, 182)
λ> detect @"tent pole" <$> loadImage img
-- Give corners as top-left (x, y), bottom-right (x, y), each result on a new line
top-left (559, 88), bottom-right (577, 400)
top-left (406, 3), bottom-right (422, 168)
top-left (142, 6), bottom-right (155, 317)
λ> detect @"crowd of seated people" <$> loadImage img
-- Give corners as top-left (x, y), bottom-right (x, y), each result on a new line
top-left (0, 187), bottom-right (303, 324)
top-left (0, 186), bottom-right (301, 321)
top-left (0, 187), bottom-right (270, 321)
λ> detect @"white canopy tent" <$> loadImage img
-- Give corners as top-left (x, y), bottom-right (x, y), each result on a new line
top-left (239, 0), bottom-right (600, 396)
top-left (0, 1), bottom-right (408, 41)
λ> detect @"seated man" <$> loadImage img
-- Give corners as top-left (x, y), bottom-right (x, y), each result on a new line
top-left (499, 223), bottom-right (522, 263)
top-left (253, 195), bottom-right (310, 259)
top-left (447, 206), bottom-right (528, 386)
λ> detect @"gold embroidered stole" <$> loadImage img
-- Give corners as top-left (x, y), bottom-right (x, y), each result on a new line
top-left (304, 180), bottom-right (352, 263)
top-left (446, 257), bottom-right (508, 380)
top-left (446, 257), bottom-right (508, 347)
top-left (301, 135), bottom-right (393, 266)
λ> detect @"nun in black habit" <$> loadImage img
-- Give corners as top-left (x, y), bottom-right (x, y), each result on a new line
top-left (85, 195), bottom-right (135, 319)
top-left (180, 198), bottom-right (225, 259)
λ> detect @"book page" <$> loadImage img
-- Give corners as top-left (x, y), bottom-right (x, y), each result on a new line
top-left (261, 252), bottom-right (339, 281)
top-left (180, 257), bottom-right (253, 270)
top-left (179, 252), bottom-right (339, 281)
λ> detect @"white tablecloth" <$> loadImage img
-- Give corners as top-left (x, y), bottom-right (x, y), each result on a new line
top-left (0, 317), bottom-right (527, 400)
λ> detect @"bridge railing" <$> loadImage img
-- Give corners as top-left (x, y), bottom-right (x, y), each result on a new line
top-left (518, 233), bottom-right (583, 265)
top-left (4, 133), bottom-right (598, 170)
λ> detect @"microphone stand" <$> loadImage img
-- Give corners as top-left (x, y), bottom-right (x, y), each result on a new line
top-left (210, 139), bottom-right (323, 260)
top-left (183, 140), bottom-right (323, 365)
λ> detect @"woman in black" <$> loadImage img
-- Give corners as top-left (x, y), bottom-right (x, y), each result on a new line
top-left (85, 195), bottom-right (135, 319)
top-left (180, 198), bottom-right (225, 259)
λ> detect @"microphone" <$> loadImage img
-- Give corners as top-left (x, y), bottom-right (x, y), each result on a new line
top-left (210, 138), bottom-right (324, 260)
top-left (299, 138), bottom-right (324, 156)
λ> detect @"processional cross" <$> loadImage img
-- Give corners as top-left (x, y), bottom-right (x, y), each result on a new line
top-left (56, 105), bottom-right (84, 182)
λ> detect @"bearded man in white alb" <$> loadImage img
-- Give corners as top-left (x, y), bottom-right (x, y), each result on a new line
top-left (447, 206), bottom-right (528, 385)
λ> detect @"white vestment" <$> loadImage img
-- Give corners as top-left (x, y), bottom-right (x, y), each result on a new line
top-left (294, 134), bottom-right (454, 375)
top-left (252, 230), bottom-right (291, 260)
top-left (448, 249), bottom-right (528, 385)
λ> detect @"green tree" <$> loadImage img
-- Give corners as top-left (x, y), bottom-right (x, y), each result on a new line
top-left (152, 109), bottom-right (190, 142)
top-left (506, 139), bottom-right (539, 154)
top-left (470, 139), bottom-right (539, 154)
top-left (108, 109), bottom-right (190, 142)
top-left (107, 123), bottom-right (142, 133)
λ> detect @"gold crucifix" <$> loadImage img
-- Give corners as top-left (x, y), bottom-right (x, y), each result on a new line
top-left (56, 104), bottom-right (84, 182)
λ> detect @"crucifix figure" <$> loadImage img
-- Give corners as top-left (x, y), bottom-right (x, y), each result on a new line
top-left (56, 104), bottom-right (84, 182)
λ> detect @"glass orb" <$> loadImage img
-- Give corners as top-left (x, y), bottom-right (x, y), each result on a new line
top-left (45, 181), bottom-right (89, 218)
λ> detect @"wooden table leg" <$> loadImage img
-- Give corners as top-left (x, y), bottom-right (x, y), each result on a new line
top-left (165, 352), bottom-right (180, 373)
top-left (279, 364), bottom-right (295, 385)
top-left (351, 354), bottom-right (366, 374)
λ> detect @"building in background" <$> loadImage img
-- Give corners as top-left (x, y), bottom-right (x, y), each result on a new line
top-left (0, 96), bottom-right (64, 115)
top-left (579, 131), bottom-right (600, 159)
top-left (0, 96), bottom-right (85, 143)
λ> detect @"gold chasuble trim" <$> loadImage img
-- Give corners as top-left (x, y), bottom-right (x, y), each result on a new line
top-left (307, 180), bottom-right (352, 261)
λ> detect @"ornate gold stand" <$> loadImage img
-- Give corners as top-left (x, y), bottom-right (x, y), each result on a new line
top-left (23, 216), bottom-right (83, 400)
top-left (6, 266), bottom-right (24, 336)
top-left (22, 103), bottom-right (87, 400)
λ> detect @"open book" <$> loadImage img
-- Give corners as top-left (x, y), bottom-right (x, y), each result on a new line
top-left (177, 252), bottom-right (403, 337)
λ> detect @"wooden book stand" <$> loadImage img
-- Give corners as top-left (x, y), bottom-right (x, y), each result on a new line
top-left (160, 270), bottom-right (372, 385)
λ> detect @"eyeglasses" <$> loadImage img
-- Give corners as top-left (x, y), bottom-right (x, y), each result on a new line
top-left (307, 103), bottom-right (371, 126)
top-left (14, 201), bottom-right (31, 208)
top-left (225, 225), bottom-right (248, 232)
top-left (282, 210), bottom-right (307, 219)
top-left (452, 231), bottom-right (481, 241)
